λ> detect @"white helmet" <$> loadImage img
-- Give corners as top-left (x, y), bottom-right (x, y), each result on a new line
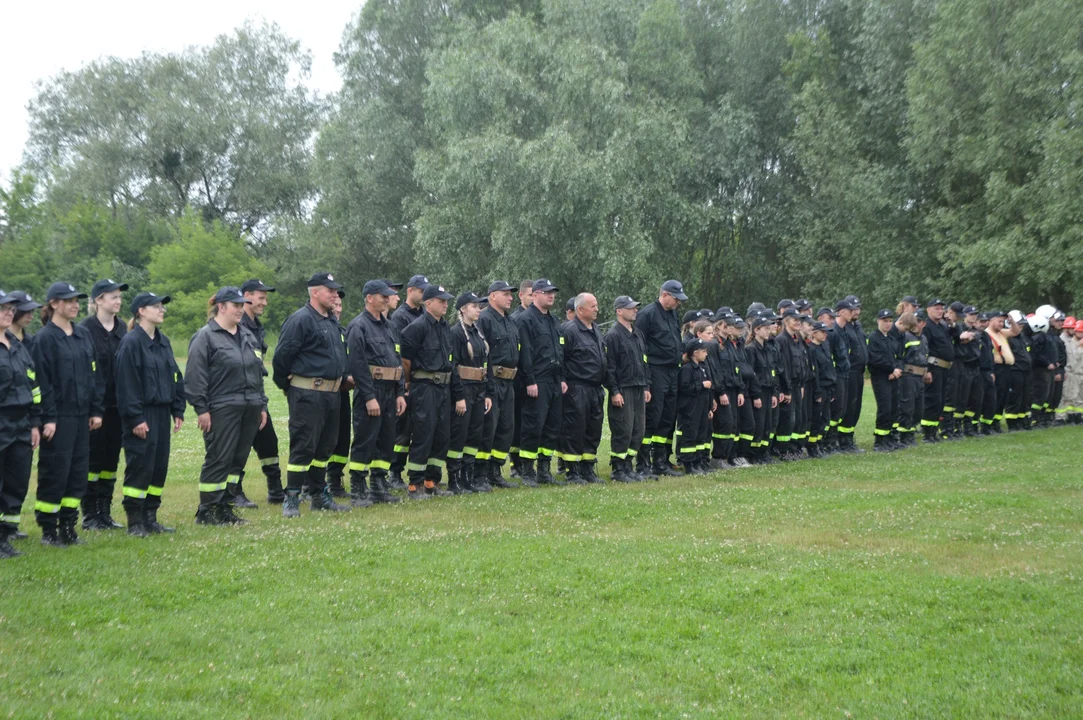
top-left (1036, 304), bottom-right (1057, 320)
top-left (1008, 309), bottom-right (1025, 325)
top-left (1028, 314), bottom-right (1049, 333)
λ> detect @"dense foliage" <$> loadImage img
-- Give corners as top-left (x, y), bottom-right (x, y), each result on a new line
top-left (2, 1), bottom-right (1080, 340)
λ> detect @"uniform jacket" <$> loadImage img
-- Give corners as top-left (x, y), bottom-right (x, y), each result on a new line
top-left (32, 321), bottom-right (105, 422)
top-left (401, 310), bottom-right (463, 396)
top-left (272, 303), bottom-right (348, 390)
top-left (0, 331), bottom-right (42, 425)
top-left (604, 321), bottom-right (650, 396)
top-left (185, 319), bottom-right (267, 415)
top-left (451, 320), bottom-right (489, 401)
top-left (80, 315), bottom-right (126, 409)
top-left (809, 341), bottom-right (836, 393)
top-left (561, 317), bottom-right (606, 387)
top-left (515, 305), bottom-right (564, 385)
top-left (477, 305), bottom-right (520, 381)
top-left (866, 329), bottom-right (902, 377)
top-left (115, 324), bottom-right (186, 425)
top-left (635, 300), bottom-right (683, 369)
top-left (346, 309), bottom-right (405, 403)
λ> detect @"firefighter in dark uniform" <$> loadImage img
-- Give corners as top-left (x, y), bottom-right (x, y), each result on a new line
top-left (867, 309), bottom-right (902, 451)
top-left (241, 279), bottom-right (282, 505)
top-left (345, 280), bottom-right (406, 507)
top-left (957, 306), bottom-right (984, 436)
top-left (806, 322), bottom-right (834, 458)
top-left (977, 311), bottom-right (999, 433)
top-left (116, 292), bottom-right (186, 537)
top-left (730, 318), bottom-right (757, 465)
top-left (514, 279), bottom-right (565, 485)
top-left (706, 319), bottom-right (734, 468)
top-left (1048, 312), bottom-right (1068, 426)
top-left (477, 280), bottom-right (520, 489)
top-left (942, 301), bottom-right (966, 437)
top-left (635, 280), bottom-right (686, 477)
top-left (772, 308), bottom-right (807, 460)
top-left (604, 296), bottom-right (651, 482)
top-left (676, 338), bottom-right (712, 474)
top-left (80, 279), bottom-right (128, 530)
top-left (1029, 316), bottom-right (1057, 427)
top-left (448, 291), bottom-right (492, 494)
top-left (186, 287), bottom-right (267, 526)
top-left (388, 274), bottom-right (429, 490)
top-left (400, 283), bottom-right (458, 499)
top-left (746, 315), bottom-right (779, 464)
top-left (272, 273), bottom-right (352, 517)
top-left (838, 297), bottom-right (867, 453)
top-left (508, 279), bottom-right (534, 477)
top-left (896, 312), bottom-right (929, 447)
top-left (7, 291), bottom-right (39, 351)
top-left (33, 282), bottom-right (105, 546)
top-left (0, 291), bottom-right (42, 558)
top-left (920, 299), bottom-right (955, 442)
top-left (818, 306), bottom-right (850, 453)
top-left (325, 290), bottom-right (353, 498)
top-left (1006, 313), bottom-right (1032, 430)
top-left (560, 293), bottom-right (606, 485)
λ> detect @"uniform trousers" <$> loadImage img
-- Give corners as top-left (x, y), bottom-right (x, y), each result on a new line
top-left (840, 368), bottom-right (865, 439)
top-left (642, 365), bottom-right (678, 463)
top-left (0, 410), bottom-right (34, 532)
top-left (406, 380), bottom-right (451, 484)
top-left (325, 390), bottom-right (352, 488)
top-left (285, 388), bottom-right (340, 494)
top-left (449, 382), bottom-right (487, 475)
top-left (36, 414), bottom-right (90, 527)
top-left (86, 407), bottom-right (123, 511)
top-left (519, 378), bottom-right (562, 463)
top-left (198, 404), bottom-right (262, 507)
top-left (871, 374), bottom-right (898, 437)
top-left (559, 383), bottom-right (604, 466)
top-left (896, 374), bottom-right (924, 434)
top-left (608, 387), bottom-right (646, 461)
top-left (350, 382), bottom-right (399, 487)
top-left (251, 410), bottom-right (283, 500)
top-left (922, 365), bottom-right (948, 428)
top-left (120, 405), bottom-right (172, 513)
top-left (482, 378), bottom-right (515, 469)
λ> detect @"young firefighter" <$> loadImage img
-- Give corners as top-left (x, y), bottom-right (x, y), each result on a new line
top-left (867, 309), bottom-right (902, 452)
top-left (729, 318), bottom-right (758, 466)
top-left (806, 322), bottom-right (834, 458)
top-left (676, 338), bottom-right (712, 475)
top-left (693, 321), bottom-right (720, 468)
top-left (707, 319), bottom-right (737, 469)
top-left (448, 292), bottom-right (491, 494)
top-left (746, 315), bottom-right (780, 464)
top-left (1006, 311), bottom-right (1033, 430)
top-left (896, 312), bottom-right (929, 448)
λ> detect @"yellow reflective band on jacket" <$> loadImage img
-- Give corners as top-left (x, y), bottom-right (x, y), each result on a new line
top-left (905, 340), bottom-right (921, 348)
top-left (32, 387), bottom-right (41, 404)
top-left (26, 368), bottom-right (35, 381)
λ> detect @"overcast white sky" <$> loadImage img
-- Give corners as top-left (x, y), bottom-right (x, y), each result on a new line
top-left (0, 1), bottom-right (362, 185)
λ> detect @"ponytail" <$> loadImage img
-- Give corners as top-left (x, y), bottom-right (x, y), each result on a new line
top-left (206, 295), bottom-right (218, 320)
top-left (40, 303), bottom-right (55, 325)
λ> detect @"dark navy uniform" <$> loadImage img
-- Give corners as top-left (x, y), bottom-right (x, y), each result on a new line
top-left (867, 325), bottom-right (902, 448)
top-left (604, 320), bottom-right (650, 477)
top-left (325, 318), bottom-right (353, 497)
top-left (401, 308), bottom-right (459, 492)
top-left (241, 309), bottom-right (283, 503)
top-left (772, 326), bottom-right (807, 458)
top-left (978, 324), bottom-right (998, 431)
top-left (116, 323), bottom-right (185, 528)
top-left (840, 315), bottom-right (868, 448)
top-left (389, 302), bottom-right (424, 480)
top-left (448, 316), bottom-right (489, 491)
top-left (186, 317), bottom-right (267, 521)
top-left (635, 299), bottom-right (682, 472)
top-left (1006, 332), bottom-right (1032, 428)
top-left (921, 312), bottom-right (956, 436)
top-left (272, 301), bottom-right (349, 508)
top-left (732, 338), bottom-right (758, 462)
top-left (33, 321), bottom-right (105, 541)
top-left (825, 323), bottom-right (850, 448)
top-left (897, 331), bottom-right (928, 443)
top-left (477, 301), bottom-right (520, 484)
top-left (807, 340), bottom-right (834, 456)
top-left (1030, 327), bottom-right (1057, 426)
top-left (0, 329), bottom-right (41, 553)
top-left (1047, 328), bottom-right (1067, 425)
top-left (560, 316), bottom-right (606, 483)
top-left (676, 355), bottom-right (711, 471)
top-left (515, 303), bottom-right (565, 483)
top-left (80, 314), bottom-right (126, 528)
top-left (746, 334), bottom-right (779, 462)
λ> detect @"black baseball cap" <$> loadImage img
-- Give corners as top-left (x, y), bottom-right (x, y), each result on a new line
top-left (0, 292), bottom-right (17, 306)
top-left (963, 305), bottom-right (978, 315)
top-left (487, 280), bottom-right (514, 293)
top-left (5, 290), bottom-right (42, 312)
top-left (90, 279), bottom-right (129, 299)
top-left (308, 272), bottom-right (343, 290)
top-left (949, 300), bottom-right (966, 313)
top-left (987, 309), bottom-right (1007, 318)
top-left (751, 316), bottom-right (773, 329)
top-left (877, 308), bottom-right (895, 320)
top-left (781, 308), bottom-right (800, 319)
top-left (844, 295), bottom-right (861, 308)
top-left (682, 310), bottom-right (701, 324)
top-left (362, 280), bottom-right (397, 297)
top-left (566, 297), bottom-right (576, 312)
top-left (241, 279), bottom-right (276, 293)
top-left (661, 280), bottom-right (688, 301)
top-left (716, 306), bottom-right (734, 315)
top-left (614, 295), bottom-right (640, 310)
top-left (46, 282), bottom-right (88, 301)
top-left (684, 338), bottom-right (707, 355)
top-left (746, 302), bottom-right (766, 316)
top-left (213, 287), bottom-right (250, 304)
top-left (383, 279), bottom-right (404, 290)
top-left (902, 295), bottom-right (920, 306)
top-left (816, 307), bottom-right (835, 318)
top-left (533, 278), bottom-right (558, 293)
top-left (926, 298), bottom-right (945, 307)
top-left (915, 309), bottom-right (928, 321)
top-left (130, 292), bottom-right (171, 314)
top-left (778, 299), bottom-right (795, 310)
top-left (835, 299), bottom-right (854, 311)
top-left (407, 275), bottom-right (430, 289)
top-left (811, 321), bottom-right (828, 332)
top-left (423, 284), bottom-right (455, 301)
top-left (795, 299), bottom-right (812, 311)
top-left (456, 292), bottom-right (484, 310)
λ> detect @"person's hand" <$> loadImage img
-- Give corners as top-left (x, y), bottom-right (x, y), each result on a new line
top-left (781, 394), bottom-right (791, 405)
top-left (133, 422), bottom-right (149, 439)
top-left (816, 397), bottom-right (823, 404)
top-left (703, 380), bottom-right (712, 389)
top-left (644, 390), bottom-right (652, 403)
top-left (561, 382), bottom-right (568, 394)
top-left (197, 413), bottom-right (212, 433)
top-left (754, 398), bottom-right (762, 409)
top-left (1054, 373), bottom-right (1062, 382)
top-left (711, 400), bottom-right (718, 413)
top-left (366, 398), bottom-right (381, 417)
top-left (990, 373), bottom-right (996, 382)
top-left (737, 393), bottom-right (745, 407)
top-left (708, 410), bottom-right (714, 420)
top-left (527, 384), bottom-right (538, 398)
top-left (720, 394), bottom-right (730, 406)
top-left (800, 387), bottom-right (806, 398)
top-left (43, 422), bottom-right (56, 441)
top-left (396, 397), bottom-right (407, 416)
top-left (260, 411), bottom-right (268, 430)
top-left (484, 397), bottom-right (493, 414)
top-left (31, 427), bottom-right (40, 449)
top-left (611, 393), bottom-right (624, 408)
top-left (1049, 364), bottom-right (1056, 371)
top-left (173, 417), bottom-right (183, 433)
top-left (89, 416), bottom-right (102, 431)
top-left (771, 396), bottom-right (778, 409)
top-left (343, 376), bottom-right (356, 392)
top-left (455, 399), bottom-right (467, 416)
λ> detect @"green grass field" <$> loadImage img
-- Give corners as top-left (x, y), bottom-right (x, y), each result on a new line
top-left (3, 382), bottom-right (1083, 718)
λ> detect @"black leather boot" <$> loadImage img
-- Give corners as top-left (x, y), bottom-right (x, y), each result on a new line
top-left (126, 507), bottom-right (150, 538)
top-left (282, 489), bottom-right (302, 517)
top-left (59, 516), bottom-right (85, 546)
top-left (98, 495), bottom-right (124, 529)
top-left (489, 462), bottom-right (516, 489)
top-left (367, 475), bottom-right (402, 504)
top-left (144, 508), bottom-right (175, 533)
top-left (310, 487), bottom-right (352, 512)
top-left (536, 457), bottom-right (564, 485)
top-left (349, 472), bottom-right (374, 508)
top-left (195, 504), bottom-right (224, 525)
top-left (81, 494), bottom-right (104, 530)
top-left (233, 477), bottom-right (258, 509)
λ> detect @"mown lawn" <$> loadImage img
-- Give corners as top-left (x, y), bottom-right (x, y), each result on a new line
top-left (3, 384), bottom-right (1082, 718)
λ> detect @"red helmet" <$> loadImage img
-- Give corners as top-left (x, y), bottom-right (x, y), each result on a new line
top-left (1066, 316), bottom-right (1077, 329)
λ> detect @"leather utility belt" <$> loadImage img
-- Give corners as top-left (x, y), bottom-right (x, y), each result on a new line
top-left (492, 365), bottom-right (518, 380)
top-left (412, 370), bottom-right (452, 385)
top-left (369, 365), bottom-right (403, 381)
top-left (290, 376), bottom-right (342, 393)
top-left (904, 364), bottom-right (927, 376)
top-left (927, 356), bottom-right (953, 369)
top-left (458, 366), bottom-right (486, 382)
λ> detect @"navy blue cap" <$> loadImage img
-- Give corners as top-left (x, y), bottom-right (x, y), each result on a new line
top-left (746, 302), bottom-right (766, 316)
top-left (902, 295), bottom-right (920, 306)
top-left (963, 305), bottom-right (978, 315)
top-left (5, 290), bottom-right (42, 312)
top-left (949, 300), bottom-right (966, 313)
top-left (795, 299), bottom-right (811, 311)
top-left (423, 284), bottom-right (455, 302)
top-left (811, 321), bottom-right (828, 332)
top-left (213, 287), bottom-right (250, 304)
top-left (308, 272), bottom-right (342, 290)
top-left (487, 280), bottom-right (514, 293)
top-left (241, 279), bottom-right (276, 293)
top-left (916, 309), bottom-right (928, 321)
top-left (532, 278), bottom-right (558, 293)
top-left (614, 295), bottom-right (640, 310)
top-left (456, 292), bottom-right (484, 310)
top-left (844, 295), bottom-right (861, 308)
top-left (46, 282), bottom-right (88, 301)
top-left (383, 279), bottom-right (404, 290)
top-left (778, 299), bottom-right (795, 310)
top-left (781, 308), bottom-right (800, 319)
top-left (751, 316), bottom-right (774, 329)
top-left (926, 298), bottom-right (945, 307)
top-left (407, 275), bottom-right (430, 289)
top-left (362, 280), bottom-right (397, 297)
top-left (0, 291), bottom-right (17, 306)
top-left (661, 280), bottom-right (687, 301)
top-left (816, 307), bottom-right (835, 318)
top-left (988, 309), bottom-right (1007, 318)
top-left (90, 279), bottom-right (128, 299)
top-left (684, 338), bottom-right (707, 355)
top-left (566, 298), bottom-right (576, 312)
top-left (682, 310), bottom-right (701, 324)
top-left (877, 308), bottom-right (895, 320)
top-left (835, 299), bottom-right (854, 311)
top-left (716, 306), bottom-right (734, 315)
top-left (130, 292), bottom-right (171, 314)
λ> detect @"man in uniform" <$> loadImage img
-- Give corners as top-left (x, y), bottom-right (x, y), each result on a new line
top-left (921, 299), bottom-right (956, 442)
top-left (956, 306), bottom-right (984, 437)
top-left (508, 279), bottom-right (534, 476)
top-left (325, 290), bottom-right (353, 497)
top-left (837, 297), bottom-right (866, 453)
top-left (560, 293), bottom-right (606, 484)
top-left (241, 279), bottom-right (282, 504)
top-left (345, 280), bottom-right (405, 506)
top-left (476, 280), bottom-right (520, 489)
top-left (635, 280), bottom-right (687, 477)
top-left (605, 296), bottom-right (651, 482)
top-left (388, 274), bottom-right (429, 489)
top-left (514, 279), bottom-right (565, 485)
top-left (400, 283), bottom-right (458, 498)
top-left (271, 273), bottom-right (352, 516)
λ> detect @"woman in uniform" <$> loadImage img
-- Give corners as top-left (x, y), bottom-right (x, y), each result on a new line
top-left (32, 283), bottom-right (105, 547)
top-left (80, 279), bottom-right (128, 530)
top-left (448, 292), bottom-right (492, 494)
top-left (0, 291), bottom-right (42, 558)
top-left (6, 291), bottom-right (40, 352)
top-left (186, 288), bottom-right (267, 526)
top-left (116, 292), bottom-right (186, 537)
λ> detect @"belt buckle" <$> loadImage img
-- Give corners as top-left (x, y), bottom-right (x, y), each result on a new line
top-left (313, 378), bottom-right (324, 388)
top-left (373, 368), bottom-right (383, 380)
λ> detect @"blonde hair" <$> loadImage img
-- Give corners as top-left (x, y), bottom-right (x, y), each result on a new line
top-left (897, 312), bottom-right (918, 333)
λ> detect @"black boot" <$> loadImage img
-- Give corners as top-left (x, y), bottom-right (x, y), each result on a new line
top-left (217, 503), bottom-right (247, 525)
top-left (233, 478), bottom-right (258, 509)
top-left (265, 462), bottom-right (285, 504)
top-left (563, 460), bottom-right (587, 485)
top-left (536, 457), bottom-right (564, 485)
top-left (653, 445), bottom-right (679, 476)
top-left (144, 508), bottom-right (175, 534)
top-left (81, 494), bottom-right (104, 530)
top-left (517, 460), bottom-right (539, 488)
top-left (425, 480), bottom-right (455, 497)
top-left (38, 513), bottom-right (64, 546)
top-left (195, 504), bottom-right (224, 525)
top-left (0, 527), bottom-right (20, 558)
top-left (468, 464), bottom-right (491, 493)
top-left (349, 472), bottom-right (374, 508)
top-left (386, 470), bottom-right (407, 492)
top-left (581, 461), bottom-right (604, 484)
top-left (367, 475), bottom-right (402, 504)
top-left (59, 516), bottom-right (85, 546)
top-left (326, 469), bottom-right (348, 498)
top-left (282, 489), bottom-right (302, 517)
top-left (489, 462), bottom-right (516, 489)
top-left (448, 467), bottom-right (469, 495)
top-left (126, 507), bottom-right (150, 538)
top-left (311, 486), bottom-right (352, 512)
top-left (98, 495), bottom-right (124, 529)
top-left (612, 458), bottom-right (630, 483)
